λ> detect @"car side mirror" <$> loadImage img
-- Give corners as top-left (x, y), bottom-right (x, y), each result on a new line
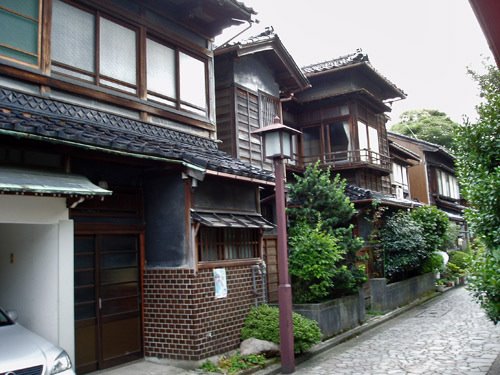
top-left (7, 310), bottom-right (18, 322)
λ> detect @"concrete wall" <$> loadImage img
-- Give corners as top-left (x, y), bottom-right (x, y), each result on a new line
top-left (293, 290), bottom-right (366, 339)
top-left (0, 196), bottom-right (74, 363)
top-left (370, 273), bottom-right (435, 312)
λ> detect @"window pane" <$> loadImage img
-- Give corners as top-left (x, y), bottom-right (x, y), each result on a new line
top-left (0, 0), bottom-right (39, 64)
top-left (357, 121), bottom-right (368, 161)
top-left (100, 18), bottom-right (136, 86)
top-left (179, 52), bottom-right (206, 109)
top-left (52, 0), bottom-right (95, 73)
top-left (368, 126), bottom-right (380, 163)
top-left (327, 121), bottom-right (350, 161)
top-left (402, 166), bottom-right (408, 188)
top-left (302, 126), bottom-right (321, 162)
top-left (146, 38), bottom-right (176, 99)
top-left (392, 163), bottom-right (402, 184)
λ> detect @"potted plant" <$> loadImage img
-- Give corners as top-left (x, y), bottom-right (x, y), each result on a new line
top-left (435, 279), bottom-right (446, 292)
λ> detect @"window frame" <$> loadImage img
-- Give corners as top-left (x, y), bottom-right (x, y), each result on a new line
top-left (0, 0), bottom-right (42, 67)
top-left (197, 227), bottom-right (261, 263)
top-left (49, 0), bottom-right (209, 118)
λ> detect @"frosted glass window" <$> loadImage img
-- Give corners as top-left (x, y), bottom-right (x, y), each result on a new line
top-left (52, 0), bottom-right (95, 73)
top-left (0, 0), bottom-right (39, 65)
top-left (368, 126), bottom-right (380, 163)
top-left (392, 163), bottom-right (402, 184)
top-left (179, 52), bottom-right (206, 109)
top-left (146, 38), bottom-right (176, 99)
top-left (357, 121), bottom-right (368, 161)
top-left (100, 18), bottom-right (136, 86)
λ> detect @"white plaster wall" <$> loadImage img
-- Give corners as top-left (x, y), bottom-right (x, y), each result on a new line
top-left (0, 196), bottom-right (74, 363)
top-left (0, 195), bottom-right (68, 224)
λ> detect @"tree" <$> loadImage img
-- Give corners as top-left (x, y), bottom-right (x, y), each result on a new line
top-left (287, 163), bottom-right (365, 302)
top-left (378, 211), bottom-right (425, 281)
top-left (391, 109), bottom-right (459, 150)
top-left (454, 63), bottom-right (500, 324)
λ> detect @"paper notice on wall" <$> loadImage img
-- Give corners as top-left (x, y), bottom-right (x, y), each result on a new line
top-left (213, 268), bottom-right (227, 299)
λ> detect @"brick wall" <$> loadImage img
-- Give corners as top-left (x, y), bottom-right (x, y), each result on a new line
top-left (143, 264), bottom-right (265, 361)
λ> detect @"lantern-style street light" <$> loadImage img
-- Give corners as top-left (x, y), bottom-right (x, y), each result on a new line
top-left (252, 116), bottom-right (301, 374)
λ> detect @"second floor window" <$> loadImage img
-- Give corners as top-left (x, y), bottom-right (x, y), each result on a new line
top-left (437, 169), bottom-right (460, 200)
top-left (51, 0), bottom-right (207, 116)
top-left (0, 0), bottom-right (40, 66)
top-left (357, 121), bottom-right (380, 164)
top-left (392, 162), bottom-right (409, 199)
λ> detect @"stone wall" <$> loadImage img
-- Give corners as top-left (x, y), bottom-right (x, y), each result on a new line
top-left (293, 290), bottom-right (366, 339)
top-left (369, 272), bottom-right (435, 312)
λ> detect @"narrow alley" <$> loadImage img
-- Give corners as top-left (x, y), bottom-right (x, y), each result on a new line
top-left (289, 287), bottom-right (500, 375)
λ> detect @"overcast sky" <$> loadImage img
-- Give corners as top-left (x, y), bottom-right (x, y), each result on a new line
top-left (216, 0), bottom-right (493, 126)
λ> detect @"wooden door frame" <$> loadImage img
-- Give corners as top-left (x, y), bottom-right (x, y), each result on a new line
top-left (74, 223), bottom-right (145, 372)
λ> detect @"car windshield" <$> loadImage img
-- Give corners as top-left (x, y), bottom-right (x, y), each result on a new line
top-left (0, 309), bottom-right (14, 326)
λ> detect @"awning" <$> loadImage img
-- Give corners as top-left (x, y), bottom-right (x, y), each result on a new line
top-left (0, 167), bottom-right (112, 197)
top-left (443, 211), bottom-right (465, 222)
top-left (191, 210), bottom-right (274, 229)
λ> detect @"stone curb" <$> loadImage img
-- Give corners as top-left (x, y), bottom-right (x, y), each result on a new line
top-left (253, 287), bottom-right (457, 375)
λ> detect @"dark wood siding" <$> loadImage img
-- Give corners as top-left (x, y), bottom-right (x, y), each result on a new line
top-left (236, 87), bottom-right (266, 168)
top-left (216, 86), bottom-right (236, 156)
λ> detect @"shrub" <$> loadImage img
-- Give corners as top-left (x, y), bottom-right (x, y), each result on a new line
top-left (288, 162), bottom-right (356, 229)
top-left (422, 252), bottom-right (445, 274)
top-left (445, 262), bottom-right (463, 278)
top-left (410, 205), bottom-right (450, 255)
top-left (379, 211), bottom-right (425, 281)
top-left (467, 244), bottom-right (500, 324)
top-left (241, 305), bottom-right (321, 353)
top-left (287, 163), bottom-right (365, 299)
top-left (289, 222), bottom-right (345, 303)
top-left (449, 251), bottom-right (472, 271)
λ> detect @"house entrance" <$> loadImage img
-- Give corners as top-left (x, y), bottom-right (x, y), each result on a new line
top-left (74, 232), bottom-right (143, 373)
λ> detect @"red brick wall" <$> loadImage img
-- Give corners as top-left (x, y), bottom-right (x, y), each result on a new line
top-left (143, 264), bottom-right (265, 360)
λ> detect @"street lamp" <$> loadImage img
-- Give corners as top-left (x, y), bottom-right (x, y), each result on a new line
top-left (252, 116), bottom-right (301, 374)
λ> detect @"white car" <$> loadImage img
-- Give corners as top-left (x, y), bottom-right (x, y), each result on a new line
top-left (0, 308), bottom-right (75, 375)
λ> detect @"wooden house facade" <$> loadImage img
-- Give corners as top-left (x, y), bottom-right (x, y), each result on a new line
top-left (387, 132), bottom-right (467, 237)
top-left (0, 1), bottom-right (279, 373)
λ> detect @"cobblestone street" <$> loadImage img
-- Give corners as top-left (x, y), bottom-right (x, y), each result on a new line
top-left (293, 287), bottom-right (500, 375)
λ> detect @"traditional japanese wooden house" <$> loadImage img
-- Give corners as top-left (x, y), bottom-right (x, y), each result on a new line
top-left (0, 1), bottom-right (278, 373)
top-left (387, 132), bottom-right (468, 241)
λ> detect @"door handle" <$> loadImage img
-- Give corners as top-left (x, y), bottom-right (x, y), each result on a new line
top-left (98, 297), bottom-right (102, 310)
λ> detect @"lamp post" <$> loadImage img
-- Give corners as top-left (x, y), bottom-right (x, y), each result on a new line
top-left (252, 116), bottom-right (301, 374)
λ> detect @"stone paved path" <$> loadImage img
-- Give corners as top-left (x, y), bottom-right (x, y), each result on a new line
top-left (293, 287), bottom-right (500, 375)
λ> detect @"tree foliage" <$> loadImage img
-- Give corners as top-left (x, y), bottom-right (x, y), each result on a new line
top-left (410, 205), bottom-right (450, 253)
top-left (287, 163), bottom-right (365, 302)
top-left (454, 63), bottom-right (500, 324)
top-left (289, 222), bottom-right (345, 303)
top-left (391, 109), bottom-right (459, 150)
top-left (288, 162), bottom-right (356, 230)
top-left (378, 211), bottom-right (425, 281)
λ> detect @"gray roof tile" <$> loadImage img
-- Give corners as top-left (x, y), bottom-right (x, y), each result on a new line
top-left (0, 87), bottom-right (273, 182)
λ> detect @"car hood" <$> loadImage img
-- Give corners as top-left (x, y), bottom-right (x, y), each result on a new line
top-left (0, 323), bottom-right (54, 371)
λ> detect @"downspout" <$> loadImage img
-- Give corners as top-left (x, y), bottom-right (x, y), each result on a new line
top-left (216, 19), bottom-right (256, 49)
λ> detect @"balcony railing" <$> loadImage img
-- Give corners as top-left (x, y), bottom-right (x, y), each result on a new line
top-left (295, 149), bottom-right (391, 172)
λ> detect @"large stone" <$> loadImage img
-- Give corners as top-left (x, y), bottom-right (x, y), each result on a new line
top-left (240, 338), bottom-right (279, 356)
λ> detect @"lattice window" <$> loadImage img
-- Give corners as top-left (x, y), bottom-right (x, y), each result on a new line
top-left (198, 227), bottom-right (260, 262)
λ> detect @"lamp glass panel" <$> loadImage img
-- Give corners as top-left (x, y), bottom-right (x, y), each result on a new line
top-left (264, 131), bottom-right (281, 158)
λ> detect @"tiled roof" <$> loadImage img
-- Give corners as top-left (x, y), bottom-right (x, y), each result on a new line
top-left (302, 49), bottom-right (406, 99)
top-left (302, 49), bottom-right (369, 74)
top-left (387, 131), bottom-right (455, 158)
top-left (345, 184), bottom-right (373, 201)
top-left (215, 28), bottom-right (310, 93)
top-left (0, 87), bottom-right (273, 182)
